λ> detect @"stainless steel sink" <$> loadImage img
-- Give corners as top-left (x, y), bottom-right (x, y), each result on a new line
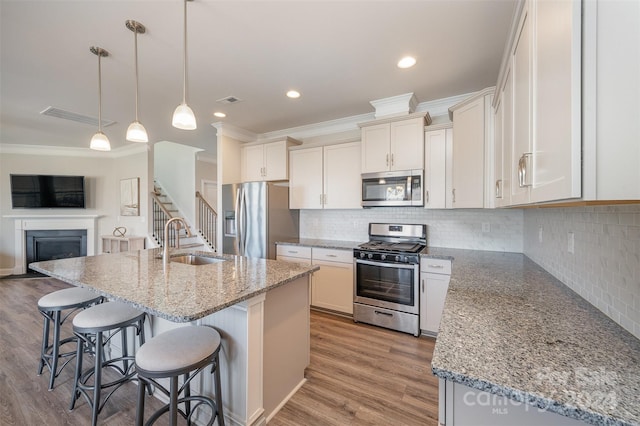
top-left (170, 254), bottom-right (226, 265)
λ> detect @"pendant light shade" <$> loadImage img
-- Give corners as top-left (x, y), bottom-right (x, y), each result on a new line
top-left (126, 20), bottom-right (148, 142)
top-left (172, 0), bottom-right (197, 130)
top-left (89, 46), bottom-right (111, 151)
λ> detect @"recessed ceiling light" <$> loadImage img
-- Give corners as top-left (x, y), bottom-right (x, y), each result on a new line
top-left (213, 112), bottom-right (226, 118)
top-left (286, 90), bottom-right (301, 99)
top-left (397, 56), bottom-right (417, 69)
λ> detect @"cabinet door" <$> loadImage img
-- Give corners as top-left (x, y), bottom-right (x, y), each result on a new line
top-left (420, 272), bottom-right (450, 334)
top-left (452, 96), bottom-right (485, 208)
top-left (390, 118), bottom-right (424, 170)
top-left (361, 123), bottom-right (390, 173)
top-left (530, 0), bottom-right (581, 203)
top-left (311, 259), bottom-right (354, 314)
top-left (511, 6), bottom-right (532, 205)
top-left (501, 65), bottom-right (514, 207)
top-left (242, 144), bottom-right (265, 182)
top-left (264, 140), bottom-right (288, 181)
top-left (494, 96), bottom-right (505, 206)
top-left (324, 142), bottom-right (362, 209)
top-left (289, 147), bottom-right (323, 209)
top-left (424, 129), bottom-right (448, 209)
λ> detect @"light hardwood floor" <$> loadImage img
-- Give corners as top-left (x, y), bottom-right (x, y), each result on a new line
top-left (0, 277), bottom-right (439, 425)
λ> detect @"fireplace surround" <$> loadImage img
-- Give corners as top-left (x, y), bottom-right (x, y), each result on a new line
top-left (9, 215), bottom-right (98, 275)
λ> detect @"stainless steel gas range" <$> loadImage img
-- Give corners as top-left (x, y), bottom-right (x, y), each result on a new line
top-left (353, 223), bottom-right (426, 337)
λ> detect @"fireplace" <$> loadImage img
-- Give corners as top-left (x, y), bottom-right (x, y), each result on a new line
top-left (10, 215), bottom-right (98, 275)
top-left (25, 230), bottom-right (87, 268)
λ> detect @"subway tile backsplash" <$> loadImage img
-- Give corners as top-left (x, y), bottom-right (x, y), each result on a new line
top-left (523, 205), bottom-right (640, 340)
top-left (300, 208), bottom-right (524, 252)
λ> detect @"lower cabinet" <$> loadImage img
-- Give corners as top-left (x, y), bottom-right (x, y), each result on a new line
top-left (277, 245), bottom-right (354, 315)
top-left (101, 235), bottom-right (146, 254)
top-left (438, 379), bottom-right (585, 426)
top-left (420, 258), bottom-right (452, 335)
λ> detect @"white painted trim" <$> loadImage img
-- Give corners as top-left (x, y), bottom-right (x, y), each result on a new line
top-left (0, 142), bottom-right (148, 158)
top-left (257, 112), bottom-right (375, 142)
top-left (0, 268), bottom-right (15, 277)
top-left (211, 122), bottom-right (258, 143)
top-left (11, 215), bottom-right (99, 275)
top-left (416, 92), bottom-right (474, 118)
top-left (370, 92), bottom-right (419, 118)
top-left (448, 87), bottom-right (496, 120)
top-left (196, 151), bottom-right (217, 164)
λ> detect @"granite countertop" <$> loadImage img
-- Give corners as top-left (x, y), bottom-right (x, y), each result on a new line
top-left (30, 248), bottom-right (319, 323)
top-left (276, 238), bottom-right (363, 251)
top-left (426, 248), bottom-right (640, 426)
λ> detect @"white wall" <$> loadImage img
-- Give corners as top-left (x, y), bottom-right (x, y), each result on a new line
top-left (523, 205), bottom-right (640, 340)
top-left (300, 208), bottom-right (523, 252)
top-left (0, 149), bottom-right (149, 272)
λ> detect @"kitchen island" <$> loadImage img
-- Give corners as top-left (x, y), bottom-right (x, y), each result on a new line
top-left (30, 248), bottom-right (319, 426)
top-left (425, 248), bottom-right (640, 426)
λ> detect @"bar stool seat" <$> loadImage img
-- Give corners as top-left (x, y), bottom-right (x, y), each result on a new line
top-left (135, 326), bottom-right (225, 426)
top-left (70, 301), bottom-right (146, 426)
top-left (37, 287), bottom-right (103, 390)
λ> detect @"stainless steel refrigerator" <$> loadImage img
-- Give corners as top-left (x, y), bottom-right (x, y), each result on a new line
top-left (222, 182), bottom-right (299, 259)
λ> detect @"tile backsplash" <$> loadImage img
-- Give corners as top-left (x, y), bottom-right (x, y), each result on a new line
top-left (523, 205), bottom-right (640, 340)
top-left (300, 208), bottom-right (523, 252)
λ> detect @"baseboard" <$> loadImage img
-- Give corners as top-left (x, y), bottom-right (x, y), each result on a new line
top-left (0, 268), bottom-right (17, 277)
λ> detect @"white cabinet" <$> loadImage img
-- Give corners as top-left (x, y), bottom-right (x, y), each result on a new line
top-left (420, 258), bottom-right (451, 335)
top-left (241, 137), bottom-right (301, 182)
top-left (289, 142), bottom-right (361, 210)
top-left (449, 89), bottom-right (494, 208)
top-left (495, 0), bottom-right (583, 206)
top-left (276, 245), bottom-right (354, 315)
top-left (101, 235), bottom-right (145, 254)
top-left (360, 115), bottom-right (427, 173)
top-left (424, 127), bottom-right (452, 209)
top-left (310, 248), bottom-right (353, 315)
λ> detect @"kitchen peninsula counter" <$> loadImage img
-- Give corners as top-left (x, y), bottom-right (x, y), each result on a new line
top-left (30, 248), bottom-right (318, 322)
top-left (31, 248), bottom-right (319, 426)
top-left (424, 248), bottom-right (640, 426)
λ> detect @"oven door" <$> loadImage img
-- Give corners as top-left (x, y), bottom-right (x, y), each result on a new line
top-left (354, 259), bottom-right (419, 315)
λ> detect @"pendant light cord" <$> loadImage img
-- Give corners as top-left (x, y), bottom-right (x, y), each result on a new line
top-left (182, 0), bottom-right (188, 105)
top-left (134, 29), bottom-right (140, 121)
top-left (97, 53), bottom-right (103, 132)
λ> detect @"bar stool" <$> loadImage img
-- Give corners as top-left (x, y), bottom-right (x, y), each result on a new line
top-left (135, 326), bottom-right (225, 426)
top-left (37, 287), bottom-right (103, 390)
top-left (70, 301), bottom-right (146, 426)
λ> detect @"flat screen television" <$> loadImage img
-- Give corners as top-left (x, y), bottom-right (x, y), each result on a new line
top-left (10, 174), bottom-right (86, 208)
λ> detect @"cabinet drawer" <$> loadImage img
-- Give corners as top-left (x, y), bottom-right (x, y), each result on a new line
top-left (312, 248), bottom-right (353, 264)
top-left (420, 258), bottom-right (452, 275)
top-left (276, 245), bottom-right (311, 260)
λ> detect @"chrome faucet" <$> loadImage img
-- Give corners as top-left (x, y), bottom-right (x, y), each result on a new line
top-left (163, 217), bottom-right (193, 267)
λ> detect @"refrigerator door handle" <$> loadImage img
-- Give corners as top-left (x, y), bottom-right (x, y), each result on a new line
top-left (239, 186), bottom-right (247, 256)
top-left (235, 187), bottom-right (243, 255)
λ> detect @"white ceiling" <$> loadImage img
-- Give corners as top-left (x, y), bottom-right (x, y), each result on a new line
top-left (0, 0), bottom-right (517, 153)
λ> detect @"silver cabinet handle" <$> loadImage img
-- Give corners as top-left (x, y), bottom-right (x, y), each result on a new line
top-left (386, 153), bottom-right (389, 167)
top-left (495, 179), bottom-right (502, 199)
top-left (452, 188), bottom-right (456, 203)
top-left (391, 153), bottom-right (394, 166)
top-left (325, 254), bottom-right (337, 258)
top-left (518, 155), bottom-right (525, 188)
top-left (421, 278), bottom-right (425, 292)
top-left (518, 153), bottom-right (532, 188)
top-left (425, 190), bottom-right (430, 204)
top-left (320, 194), bottom-right (323, 205)
top-left (428, 264), bottom-right (444, 269)
top-left (287, 250), bottom-right (299, 254)
top-left (323, 194), bottom-right (327, 205)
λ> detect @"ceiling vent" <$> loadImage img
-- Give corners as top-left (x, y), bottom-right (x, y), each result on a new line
top-left (40, 106), bottom-right (115, 127)
top-left (216, 96), bottom-right (243, 105)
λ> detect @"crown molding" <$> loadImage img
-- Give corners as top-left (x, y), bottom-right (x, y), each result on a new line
top-left (211, 122), bottom-right (258, 143)
top-left (369, 92), bottom-right (418, 118)
top-left (0, 142), bottom-right (148, 158)
top-left (257, 112), bottom-right (375, 142)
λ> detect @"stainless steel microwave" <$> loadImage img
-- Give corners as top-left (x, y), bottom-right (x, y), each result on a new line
top-left (361, 170), bottom-right (423, 207)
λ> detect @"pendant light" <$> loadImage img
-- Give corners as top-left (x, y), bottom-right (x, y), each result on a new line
top-left (172, 0), bottom-right (197, 130)
top-left (89, 46), bottom-right (111, 151)
top-left (126, 20), bottom-right (148, 142)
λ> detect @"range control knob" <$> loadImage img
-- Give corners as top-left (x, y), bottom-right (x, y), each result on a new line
top-left (395, 255), bottom-right (401, 262)
top-left (380, 254), bottom-right (387, 261)
top-left (367, 253), bottom-right (373, 259)
top-left (360, 252), bottom-right (366, 259)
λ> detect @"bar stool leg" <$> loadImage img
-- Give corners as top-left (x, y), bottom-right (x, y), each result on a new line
top-left (69, 333), bottom-right (83, 410)
top-left (136, 376), bottom-right (146, 426)
top-left (37, 312), bottom-right (51, 376)
top-left (170, 376), bottom-right (179, 426)
top-left (48, 311), bottom-right (62, 390)
top-left (91, 331), bottom-right (103, 426)
top-left (213, 352), bottom-right (225, 426)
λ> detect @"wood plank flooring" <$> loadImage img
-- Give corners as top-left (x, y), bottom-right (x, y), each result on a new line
top-left (0, 277), bottom-right (439, 425)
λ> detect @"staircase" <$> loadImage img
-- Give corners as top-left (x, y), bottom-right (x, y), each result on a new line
top-left (151, 182), bottom-right (213, 251)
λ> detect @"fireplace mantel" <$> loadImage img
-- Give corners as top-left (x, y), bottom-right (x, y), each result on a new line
top-left (7, 215), bottom-right (100, 275)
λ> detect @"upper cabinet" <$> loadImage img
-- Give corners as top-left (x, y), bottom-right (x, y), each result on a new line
top-left (494, 0), bottom-right (582, 206)
top-left (241, 137), bottom-right (301, 182)
top-left (360, 114), bottom-right (429, 173)
top-left (449, 88), bottom-right (494, 209)
top-left (424, 126), bottom-right (452, 209)
top-left (289, 141), bottom-right (362, 210)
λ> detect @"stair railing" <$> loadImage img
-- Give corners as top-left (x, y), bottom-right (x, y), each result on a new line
top-left (151, 191), bottom-right (177, 248)
top-left (196, 191), bottom-right (217, 251)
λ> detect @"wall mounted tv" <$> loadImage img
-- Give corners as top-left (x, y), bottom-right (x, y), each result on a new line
top-left (10, 174), bottom-right (86, 208)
